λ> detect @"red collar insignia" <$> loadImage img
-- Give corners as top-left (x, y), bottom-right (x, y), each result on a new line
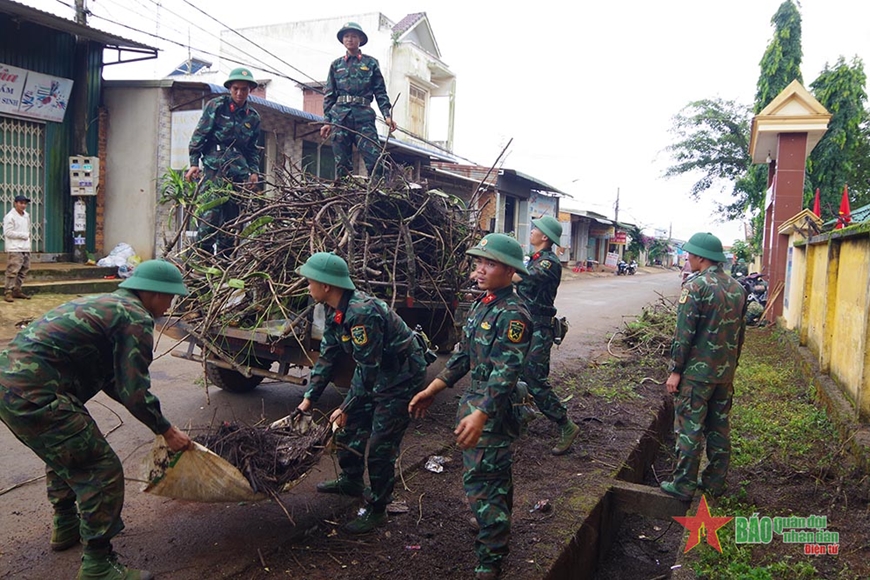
top-left (334, 311), bottom-right (344, 324)
top-left (482, 293), bottom-right (497, 304)
top-left (532, 252), bottom-right (541, 260)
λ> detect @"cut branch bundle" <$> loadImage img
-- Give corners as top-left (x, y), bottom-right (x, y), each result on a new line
top-left (162, 156), bottom-right (480, 362)
top-left (193, 420), bottom-right (331, 494)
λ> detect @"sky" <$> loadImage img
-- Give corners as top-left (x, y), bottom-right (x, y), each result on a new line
top-left (19, 0), bottom-right (870, 243)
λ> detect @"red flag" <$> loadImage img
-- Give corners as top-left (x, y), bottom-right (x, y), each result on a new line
top-left (812, 188), bottom-right (821, 217)
top-left (836, 185), bottom-right (851, 229)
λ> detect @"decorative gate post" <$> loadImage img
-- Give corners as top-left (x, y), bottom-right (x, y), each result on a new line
top-left (749, 80), bottom-right (830, 322)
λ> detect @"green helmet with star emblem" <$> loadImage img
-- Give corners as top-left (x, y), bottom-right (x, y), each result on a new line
top-left (466, 233), bottom-right (529, 275)
top-left (295, 252), bottom-right (355, 290)
top-left (682, 232), bottom-right (727, 263)
top-left (224, 67), bottom-right (258, 89)
top-left (531, 215), bottom-right (562, 244)
top-left (337, 22), bottom-right (368, 46)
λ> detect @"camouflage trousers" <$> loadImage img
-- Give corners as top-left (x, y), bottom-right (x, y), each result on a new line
top-left (463, 445), bottom-right (514, 569)
top-left (331, 108), bottom-right (384, 179)
top-left (5, 251), bottom-right (30, 292)
top-left (0, 388), bottom-right (125, 544)
top-left (671, 378), bottom-right (734, 494)
top-left (335, 389), bottom-right (416, 508)
top-left (522, 318), bottom-right (568, 424)
top-left (194, 170), bottom-right (243, 257)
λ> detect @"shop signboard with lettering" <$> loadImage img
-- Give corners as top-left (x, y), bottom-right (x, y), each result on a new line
top-left (0, 62), bottom-right (73, 123)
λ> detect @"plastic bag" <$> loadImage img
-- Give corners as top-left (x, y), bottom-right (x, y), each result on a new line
top-left (96, 242), bottom-right (136, 267)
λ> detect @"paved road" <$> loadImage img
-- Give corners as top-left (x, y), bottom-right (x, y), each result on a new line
top-left (0, 268), bottom-right (680, 579)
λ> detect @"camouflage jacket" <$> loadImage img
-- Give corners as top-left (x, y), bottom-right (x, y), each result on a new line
top-left (0, 289), bottom-right (171, 435)
top-left (323, 53), bottom-right (392, 125)
top-left (188, 95), bottom-right (261, 181)
top-left (515, 247), bottom-right (561, 317)
top-left (305, 290), bottom-right (424, 412)
top-left (437, 285), bottom-right (531, 446)
top-left (669, 263), bottom-right (747, 383)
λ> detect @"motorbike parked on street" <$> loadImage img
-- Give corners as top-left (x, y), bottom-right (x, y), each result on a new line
top-left (626, 260), bottom-right (637, 275)
top-left (616, 260), bottom-right (628, 275)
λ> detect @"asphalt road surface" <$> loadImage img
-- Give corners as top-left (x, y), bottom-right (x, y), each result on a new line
top-left (0, 268), bottom-right (680, 579)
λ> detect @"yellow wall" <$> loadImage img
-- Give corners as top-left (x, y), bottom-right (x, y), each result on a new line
top-left (782, 244), bottom-right (806, 330)
top-left (830, 240), bottom-right (869, 404)
top-left (788, 232), bottom-right (870, 419)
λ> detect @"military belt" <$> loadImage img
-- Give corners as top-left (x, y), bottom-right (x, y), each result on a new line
top-left (336, 95), bottom-right (372, 106)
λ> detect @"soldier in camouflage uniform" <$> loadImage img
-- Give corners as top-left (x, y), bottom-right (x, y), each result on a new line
top-left (185, 67), bottom-right (261, 255)
top-left (320, 22), bottom-right (397, 179)
top-left (0, 260), bottom-right (192, 580)
top-left (513, 216), bottom-right (580, 455)
top-left (409, 234), bottom-right (532, 580)
top-left (294, 252), bottom-right (427, 534)
top-left (660, 232), bottom-right (747, 501)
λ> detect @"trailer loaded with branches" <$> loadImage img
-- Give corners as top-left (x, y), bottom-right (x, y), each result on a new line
top-left (159, 164), bottom-right (479, 393)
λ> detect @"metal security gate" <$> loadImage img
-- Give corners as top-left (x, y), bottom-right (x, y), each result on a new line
top-left (0, 115), bottom-right (44, 251)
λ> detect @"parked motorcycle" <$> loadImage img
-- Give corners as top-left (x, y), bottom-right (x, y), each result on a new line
top-left (627, 260), bottom-right (637, 275)
top-left (738, 273), bottom-right (768, 325)
top-left (616, 260), bottom-right (628, 275)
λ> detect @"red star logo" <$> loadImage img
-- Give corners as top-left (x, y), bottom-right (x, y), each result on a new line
top-left (673, 495), bottom-right (733, 553)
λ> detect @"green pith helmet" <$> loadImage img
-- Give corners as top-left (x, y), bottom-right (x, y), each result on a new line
top-left (224, 67), bottom-right (258, 89)
top-left (682, 232), bottom-right (727, 263)
top-left (118, 260), bottom-right (189, 296)
top-left (295, 252), bottom-right (355, 290)
top-left (337, 22), bottom-right (368, 46)
top-left (466, 233), bottom-right (529, 275)
top-left (531, 216), bottom-right (562, 244)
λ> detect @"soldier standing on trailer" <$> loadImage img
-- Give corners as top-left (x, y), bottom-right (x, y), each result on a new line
top-left (320, 22), bottom-right (397, 179)
top-left (185, 67), bottom-right (261, 255)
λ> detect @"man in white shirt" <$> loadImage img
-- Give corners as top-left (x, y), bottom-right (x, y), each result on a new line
top-left (4, 195), bottom-right (32, 302)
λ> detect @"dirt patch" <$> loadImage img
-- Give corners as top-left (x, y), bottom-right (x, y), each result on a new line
top-left (239, 356), bottom-right (669, 579)
top-left (230, 327), bottom-right (870, 580)
top-left (0, 293), bottom-right (89, 344)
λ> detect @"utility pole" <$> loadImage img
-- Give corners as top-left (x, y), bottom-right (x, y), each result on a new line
top-left (614, 187), bottom-right (620, 223)
top-left (74, 0), bottom-right (87, 25)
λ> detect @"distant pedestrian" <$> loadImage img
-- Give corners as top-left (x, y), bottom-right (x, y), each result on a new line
top-left (409, 233), bottom-right (532, 580)
top-left (660, 232), bottom-right (747, 501)
top-left (185, 67), bottom-right (261, 255)
top-left (295, 252), bottom-right (428, 534)
top-left (512, 216), bottom-right (579, 455)
top-left (4, 194), bottom-right (32, 302)
top-left (320, 22), bottom-right (396, 179)
top-left (0, 260), bottom-right (193, 579)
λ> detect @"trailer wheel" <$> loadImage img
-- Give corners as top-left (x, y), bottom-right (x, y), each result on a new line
top-left (205, 361), bottom-right (269, 393)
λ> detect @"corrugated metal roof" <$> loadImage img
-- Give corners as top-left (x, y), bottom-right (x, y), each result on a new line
top-left (0, 0), bottom-right (156, 50)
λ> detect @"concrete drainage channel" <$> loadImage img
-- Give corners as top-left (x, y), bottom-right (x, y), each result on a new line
top-left (545, 399), bottom-right (693, 580)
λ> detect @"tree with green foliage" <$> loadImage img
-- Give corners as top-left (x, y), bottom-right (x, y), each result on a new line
top-left (664, 98), bottom-right (753, 215)
top-left (754, 0), bottom-right (803, 113)
top-left (625, 224), bottom-right (647, 262)
top-left (806, 57), bottom-right (870, 218)
top-left (730, 239), bottom-right (755, 263)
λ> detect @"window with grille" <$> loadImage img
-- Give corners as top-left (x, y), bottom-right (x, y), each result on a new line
top-left (0, 116), bottom-right (44, 251)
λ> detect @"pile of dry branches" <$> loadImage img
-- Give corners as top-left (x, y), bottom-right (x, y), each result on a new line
top-left (161, 157), bottom-right (480, 354)
top-left (194, 420), bottom-right (331, 494)
top-left (611, 293), bottom-right (677, 357)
